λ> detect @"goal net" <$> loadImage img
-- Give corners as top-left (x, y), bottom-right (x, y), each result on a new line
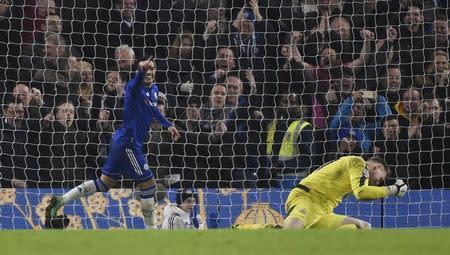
top-left (1, 0), bottom-right (449, 229)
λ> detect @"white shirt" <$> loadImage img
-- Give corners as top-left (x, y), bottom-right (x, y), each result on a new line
top-left (161, 204), bottom-right (194, 229)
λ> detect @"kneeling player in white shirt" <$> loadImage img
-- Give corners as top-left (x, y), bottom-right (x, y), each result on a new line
top-left (162, 189), bottom-right (202, 229)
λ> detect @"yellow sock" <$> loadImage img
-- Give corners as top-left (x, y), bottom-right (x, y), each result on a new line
top-left (337, 224), bottom-right (358, 230)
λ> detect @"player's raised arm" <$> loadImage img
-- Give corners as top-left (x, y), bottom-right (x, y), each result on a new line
top-left (349, 157), bottom-right (408, 200)
top-left (126, 56), bottom-right (155, 97)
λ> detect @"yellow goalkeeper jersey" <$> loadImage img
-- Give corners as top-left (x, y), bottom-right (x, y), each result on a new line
top-left (299, 156), bottom-right (389, 210)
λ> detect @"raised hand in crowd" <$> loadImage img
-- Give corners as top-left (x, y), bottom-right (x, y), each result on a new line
top-left (387, 26), bottom-right (398, 43)
top-left (215, 120), bottom-right (227, 134)
top-left (30, 87), bottom-right (44, 106)
top-left (352, 90), bottom-right (364, 103)
top-left (360, 29), bottom-right (375, 41)
top-left (206, 19), bottom-right (218, 34)
top-left (179, 80), bottom-right (194, 94)
top-left (215, 68), bottom-right (227, 80)
top-left (42, 112), bottom-right (55, 129)
top-left (248, 0), bottom-right (263, 21)
top-left (326, 87), bottom-right (339, 104)
top-left (97, 109), bottom-right (111, 131)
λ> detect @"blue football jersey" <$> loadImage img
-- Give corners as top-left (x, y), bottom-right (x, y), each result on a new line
top-left (114, 70), bottom-right (172, 147)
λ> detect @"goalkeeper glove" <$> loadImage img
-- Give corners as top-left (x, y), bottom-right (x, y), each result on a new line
top-left (387, 179), bottom-right (408, 197)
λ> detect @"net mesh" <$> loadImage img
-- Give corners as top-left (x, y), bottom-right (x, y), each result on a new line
top-left (0, 0), bottom-right (449, 229)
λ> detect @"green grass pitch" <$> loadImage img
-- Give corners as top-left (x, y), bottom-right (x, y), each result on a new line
top-left (2, 229), bottom-right (449, 255)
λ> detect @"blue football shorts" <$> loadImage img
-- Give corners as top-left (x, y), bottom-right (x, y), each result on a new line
top-left (102, 135), bottom-right (154, 183)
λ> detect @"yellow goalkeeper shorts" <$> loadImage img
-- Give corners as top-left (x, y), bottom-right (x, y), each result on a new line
top-left (285, 187), bottom-right (346, 229)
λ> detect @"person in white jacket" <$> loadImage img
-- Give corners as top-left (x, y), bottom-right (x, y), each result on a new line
top-left (161, 189), bottom-right (202, 229)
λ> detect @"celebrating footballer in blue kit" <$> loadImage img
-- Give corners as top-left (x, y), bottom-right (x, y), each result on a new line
top-left (45, 57), bottom-right (180, 229)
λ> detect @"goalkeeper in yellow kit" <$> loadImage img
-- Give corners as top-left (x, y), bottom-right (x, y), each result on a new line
top-left (283, 156), bottom-right (408, 230)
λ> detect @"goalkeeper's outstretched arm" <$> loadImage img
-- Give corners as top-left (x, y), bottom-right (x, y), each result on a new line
top-left (350, 157), bottom-right (408, 201)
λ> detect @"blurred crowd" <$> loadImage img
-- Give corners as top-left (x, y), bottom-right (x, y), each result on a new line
top-left (1, 0), bottom-right (450, 189)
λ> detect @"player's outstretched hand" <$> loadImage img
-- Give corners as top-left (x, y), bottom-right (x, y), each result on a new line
top-left (168, 125), bottom-right (180, 141)
top-left (139, 56), bottom-right (155, 72)
top-left (388, 179), bottom-right (408, 197)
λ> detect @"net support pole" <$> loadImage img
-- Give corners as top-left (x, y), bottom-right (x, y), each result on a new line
top-left (380, 198), bottom-right (385, 229)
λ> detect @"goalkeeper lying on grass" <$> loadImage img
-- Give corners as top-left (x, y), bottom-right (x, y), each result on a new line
top-left (283, 156), bottom-right (408, 230)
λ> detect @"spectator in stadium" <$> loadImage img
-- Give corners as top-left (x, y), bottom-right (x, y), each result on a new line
top-left (416, 98), bottom-right (447, 189)
top-left (228, 0), bottom-right (277, 71)
top-left (32, 33), bottom-right (81, 106)
top-left (12, 83), bottom-right (44, 108)
top-left (279, 42), bottom-right (295, 71)
top-left (336, 129), bottom-right (360, 155)
top-left (13, 83), bottom-right (44, 107)
top-left (46, 58), bottom-right (180, 229)
top-left (393, 88), bottom-right (422, 140)
top-left (39, 100), bottom-right (94, 188)
top-left (429, 10), bottom-right (450, 52)
top-left (96, 70), bottom-right (125, 162)
top-left (264, 94), bottom-right (289, 179)
top-left (421, 99), bottom-right (445, 129)
top-left (325, 128), bottom-right (361, 162)
top-left (195, 83), bottom-right (231, 184)
top-left (379, 65), bottom-right (403, 111)
top-left (341, 0), bottom-right (390, 38)
top-left (374, 115), bottom-right (401, 147)
top-left (158, 30), bottom-right (203, 119)
top-left (274, 94), bottom-right (314, 177)
top-left (76, 60), bottom-right (102, 132)
top-left (106, 0), bottom-right (148, 59)
top-left (0, 101), bottom-right (35, 188)
top-left (11, 83), bottom-right (45, 134)
top-left (76, 82), bottom-right (94, 129)
top-left (324, 66), bottom-right (356, 124)
top-left (77, 60), bottom-right (94, 84)
top-left (0, 0), bottom-right (22, 83)
top-left (288, 29), bottom-right (376, 129)
top-left (415, 50), bottom-right (450, 99)
top-left (328, 16), bottom-right (358, 61)
top-left (299, 0), bottom-right (343, 64)
top-left (202, 6), bottom-right (228, 51)
top-left (199, 83), bottom-right (229, 136)
top-left (391, 88), bottom-right (424, 188)
top-left (394, 1), bottom-right (428, 84)
top-left (171, 96), bottom-right (207, 186)
top-left (115, 44), bottom-right (136, 82)
top-left (22, 0), bottom-right (56, 43)
top-left (224, 71), bottom-right (246, 108)
top-left (373, 115), bottom-right (408, 180)
top-left (175, 97), bottom-right (201, 133)
top-left (41, 13), bottom-right (62, 33)
top-left (204, 46), bottom-right (236, 86)
top-left (321, 67), bottom-right (359, 160)
top-left (329, 90), bottom-right (392, 153)
top-left (422, 98), bottom-right (444, 125)
top-left (224, 71), bottom-right (262, 187)
top-left (283, 156), bottom-right (408, 230)
top-left (97, 70), bottom-right (125, 133)
top-left (33, 13), bottom-right (62, 45)
top-left (300, 28), bottom-right (376, 74)
top-left (161, 189), bottom-right (202, 229)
